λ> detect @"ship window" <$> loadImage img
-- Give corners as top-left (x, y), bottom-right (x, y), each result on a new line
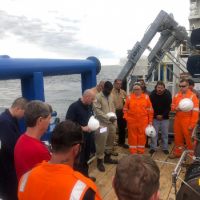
top-left (153, 68), bottom-right (158, 81)
top-left (167, 64), bottom-right (173, 82)
top-left (160, 65), bottom-right (164, 81)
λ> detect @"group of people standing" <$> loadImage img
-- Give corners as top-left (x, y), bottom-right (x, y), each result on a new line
top-left (124, 78), bottom-right (199, 160)
top-left (0, 77), bottom-right (199, 200)
top-left (65, 77), bottom-right (200, 180)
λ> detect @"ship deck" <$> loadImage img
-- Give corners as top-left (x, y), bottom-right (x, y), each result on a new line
top-left (89, 142), bottom-right (187, 200)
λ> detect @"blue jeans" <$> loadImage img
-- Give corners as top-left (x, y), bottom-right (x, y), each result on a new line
top-left (150, 119), bottom-right (169, 150)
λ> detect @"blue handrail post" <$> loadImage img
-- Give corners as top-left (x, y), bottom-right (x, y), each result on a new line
top-left (81, 69), bottom-right (96, 93)
top-left (80, 56), bottom-right (101, 93)
top-left (21, 72), bottom-right (45, 101)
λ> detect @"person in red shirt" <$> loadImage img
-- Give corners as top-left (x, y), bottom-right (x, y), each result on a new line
top-left (14, 100), bottom-right (52, 180)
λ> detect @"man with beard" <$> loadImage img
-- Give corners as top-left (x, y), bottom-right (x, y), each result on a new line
top-left (149, 81), bottom-right (172, 155)
top-left (18, 120), bottom-right (102, 200)
top-left (93, 81), bottom-right (118, 172)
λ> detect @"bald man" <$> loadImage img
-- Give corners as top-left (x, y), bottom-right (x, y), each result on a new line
top-left (66, 89), bottom-right (96, 181)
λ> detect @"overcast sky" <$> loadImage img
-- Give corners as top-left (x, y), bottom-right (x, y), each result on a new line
top-left (0, 0), bottom-right (190, 65)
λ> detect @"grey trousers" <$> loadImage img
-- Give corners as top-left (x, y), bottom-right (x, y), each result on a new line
top-left (150, 119), bottom-right (169, 150)
top-left (95, 123), bottom-right (116, 159)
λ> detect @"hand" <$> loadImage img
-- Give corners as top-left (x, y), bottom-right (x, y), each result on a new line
top-left (149, 122), bottom-right (153, 126)
top-left (188, 127), bottom-right (193, 132)
top-left (81, 126), bottom-right (91, 132)
top-left (109, 116), bottom-right (116, 123)
top-left (175, 107), bottom-right (181, 111)
top-left (156, 115), bottom-right (163, 121)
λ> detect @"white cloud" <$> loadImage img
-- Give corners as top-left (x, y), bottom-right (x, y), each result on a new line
top-left (0, 0), bottom-right (190, 65)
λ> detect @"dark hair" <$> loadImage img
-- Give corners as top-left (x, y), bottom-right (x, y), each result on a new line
top-left (132, 82), bottom-right (142, 91)
top-left (51, 120), bottom-right (83, 153)
top-left (155, 81), bottom-right (165, 89)
top-left (24, 100), bottom-right (51, 127)
top-left (180, 79), bottom-right (189, 84)
top-left (114, 155), bottom-right (160, 200)
top-left (188, 79), bottom-right (195, 86)
top-left (104, 81), bottom-right (113, 90)
top-left (114, 79), bottom-right (122, 83)
top-left (11, 97), bottom-right (28, 109)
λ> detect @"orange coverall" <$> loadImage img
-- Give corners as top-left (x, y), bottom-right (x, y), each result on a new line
top-left (123, 93), bottom-right (153, 154)
top-left (18, 161), bottom-right (102, 200)
top-left (171, 90), bottom-right (199, 157)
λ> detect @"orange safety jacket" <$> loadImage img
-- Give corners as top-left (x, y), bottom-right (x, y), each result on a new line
top-left (123, 93), bottom-right (153, 124)
top-left (18, 161), bottom-right (102, 200)
top-left (171, 90), bottom-right (199, 128)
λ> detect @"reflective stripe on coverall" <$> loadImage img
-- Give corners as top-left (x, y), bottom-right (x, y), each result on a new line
top-left (123, 93), bottom-right (153, 154)
top-left (171, 90), bottom-right (199, 157)
top-left (18, 161), bottom-right (102, 200)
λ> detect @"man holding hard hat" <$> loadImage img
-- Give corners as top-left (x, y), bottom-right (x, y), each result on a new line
top-left (169, 79), bottom-right (199, 159)
top-left (66, 89), bottom-right (96, 180)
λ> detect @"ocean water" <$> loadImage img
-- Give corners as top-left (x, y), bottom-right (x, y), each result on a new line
top-left (0, 65), bottom-right (123, 120)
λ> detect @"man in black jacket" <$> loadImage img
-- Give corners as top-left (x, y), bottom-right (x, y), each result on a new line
top-left (66, 89), bottom-right (96, 181)
top-left (149, 81), bottom-right (172, 155)
top-left (0, 97), bottom-right (28, 200)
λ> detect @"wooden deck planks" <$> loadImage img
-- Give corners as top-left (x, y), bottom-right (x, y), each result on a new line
top-left (89, 143), bottom-right (187, 200)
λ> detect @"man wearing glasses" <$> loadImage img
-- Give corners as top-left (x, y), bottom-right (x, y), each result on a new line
top-left (169, 79), bottom-right (199, 159)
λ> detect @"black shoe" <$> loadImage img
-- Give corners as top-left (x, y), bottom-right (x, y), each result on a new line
top-left (122, 144), bottom-right (129, 149)
top-left (89, 176), bottom-right (96, 182)
top-left (168, 141), bottom-right (172, 144)
top-left (145, 143), bottom-right (150, 148)
top-left (149, 149), bottom-right (155, 155)
top-left (104, 154), bottom-right (118, 164)
top-left (118, 143), bottom-right (129, 149)
top-left (97, 159), bottom-right (105, 172)
top-left (163, 150), bottom-right (169, 155)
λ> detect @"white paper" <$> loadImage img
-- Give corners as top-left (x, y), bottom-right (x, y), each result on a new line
top-left (100, 127), bottom-right (107, 133)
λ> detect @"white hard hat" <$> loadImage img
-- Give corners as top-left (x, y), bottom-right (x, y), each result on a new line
top-left (178, 98), bottom-right (194, 112)
top-left (106, 112), bottom-right (117, 119)
top-left (145, 125), bottom-right (156, 138)
top-left (88, 116), bottom-right (100, 131)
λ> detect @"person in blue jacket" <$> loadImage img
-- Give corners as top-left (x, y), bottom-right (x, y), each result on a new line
top-left (0, 97), bottom-right (28, 200)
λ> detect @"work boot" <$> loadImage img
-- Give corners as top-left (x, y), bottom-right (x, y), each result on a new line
top-left (97, 159), bottom-right (105, 172)
top-left (118, 143), bottom-right (129, 149)
top-left (149, 149), bottom-right (155, 155)
top-left (163, 150), bottom-right (169, 155)
top-left (104, 153), bottom-right (118, 164)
